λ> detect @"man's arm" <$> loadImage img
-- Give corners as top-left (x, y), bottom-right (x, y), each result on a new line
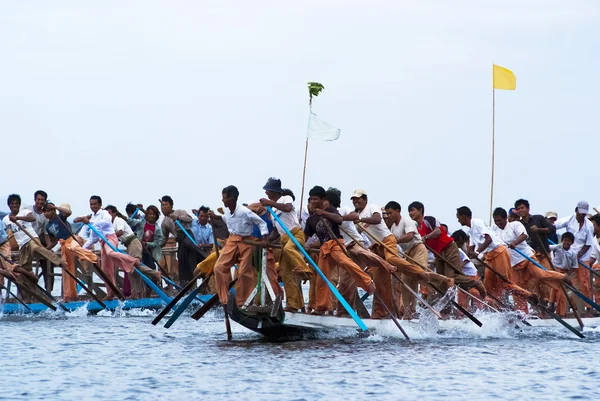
top-left (358, 212), bottom-right (381, 225)
top-left (315, 208), bottom-right (342, 224)
top-left (476, 234), bottom-right (493, 254)
top-left (396, 231), bottom-right (415, 244)
top-left (342, 211), bottom-right (360, 221)
top-left (259, 198), bottom-right (293, 213)
top-left (15, 212), bottom-right (35, 223)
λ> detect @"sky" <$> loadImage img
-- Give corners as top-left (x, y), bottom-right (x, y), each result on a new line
top-left (1, 1), bottom-right (599, 231)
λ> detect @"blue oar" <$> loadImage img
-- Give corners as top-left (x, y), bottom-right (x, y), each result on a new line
top-left (130, 208), bottom-right (140, 219)
top-left (266, 206), bottom-right (368, 332)
top-left (548, 239), bottom-right (600, 279)
top-left (512, 247), bottom-right (600, 314)
top-left (86, 224), bottom-right (172, 304)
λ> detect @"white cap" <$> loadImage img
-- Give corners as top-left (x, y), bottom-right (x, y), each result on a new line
top-left (576, 200), bottom-right (589, 215)
top-left (350, 189), bottom-right (367, 199)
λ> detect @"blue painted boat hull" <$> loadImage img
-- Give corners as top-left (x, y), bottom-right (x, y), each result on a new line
top-left (2, 295), bottom-right (213, 315)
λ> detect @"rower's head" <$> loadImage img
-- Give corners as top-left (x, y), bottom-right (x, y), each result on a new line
top-left (589, 214), bottom-right (600, 237)
top-left (451, 229), bottom-right (469, 248)
top-left (561, 231), bottom-right (575, 250)
top-left (34, 190), bottom-right (47, 211)
top-left (456, 206), bottom-right (472, 227)
top-left (308, 186), bottom-right (327, 209)
top-left (89, 195), bottom-right (102, 214)
top-left (105, 205), bottom-right (118, 221)
top-left (145, 205), bottom-right (160, 224)
top-left (221, 185), bottom-right (239, 209)
top-left (42, 202), bottom-right (56, 219)
top-left (160, 195), bottom-right (174, 215)
top-left (514, 199), bottom-right (530, 219)
top-left (263, 177), bottom-right (283, 201)
top-left (508, 208), bottom-right (520, 222)
top-left (125, 203), bottom-right (137, 218)
top-left (407, 201), bottom-right (424, 222)
top-left (7, 194), bottom-right (21, 215)
top-left (282, 188), bottom-right (295, 201)
top-left (325, 187), bottom-right (341, 209)
top-left (492, 207), bottom-right (508, 229)
top-left (197, 205), bottom-right (210, 225)
top-left (350, 189), bottom-right (368, 212)
top-left (384, 201), bottom-right (401, 226)
top-left (575, 201), bottom-right (589, 223)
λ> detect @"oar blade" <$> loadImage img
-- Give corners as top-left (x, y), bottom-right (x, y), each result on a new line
top-left (164, 287), bottom-right (202, 329)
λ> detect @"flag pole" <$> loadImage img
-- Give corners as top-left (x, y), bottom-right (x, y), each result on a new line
top-left (298, 99), bottom-right (312, 224)
top-left (489, 88), bottom-right (495, 225)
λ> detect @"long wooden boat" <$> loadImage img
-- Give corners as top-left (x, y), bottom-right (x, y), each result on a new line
top-left (227, 298), bottom-right (600, 340)
top-left (1, 295), bottom-right (213, 315)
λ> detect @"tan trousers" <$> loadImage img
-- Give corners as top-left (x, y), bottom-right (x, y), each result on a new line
top-left (126, 238), bottom-right (160, 298)
top-left (159, 237), bottom-right (178, 282)
top-left (484, 246), bottom-right (532, 301)
top-left (314, 240), bottom-right (372, 312)
top-left (398, 244), bottom-right (429, 316)
top-left (214, 235), bottom-right (255, 306)
top-left (19, 239), bottom-right (62, 273)
top-left (0, 242), bottom-right (12, 286)
top-left (574, 259), bottom-right (592, 310)
top-left (435, 242), bottom-right (478, 286)
top-left (59, 237), bottom-right (98, 300)
top-left (279, 228), bottom-right (307, 310)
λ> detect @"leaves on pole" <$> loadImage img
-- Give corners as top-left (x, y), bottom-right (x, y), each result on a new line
top-left (307, 82), bottom-right (324, 104)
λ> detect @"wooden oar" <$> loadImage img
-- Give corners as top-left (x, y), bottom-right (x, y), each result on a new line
top-left (86, 224), bottom-right (171, 303)
top-left (338, 225), bottom-right (441, 319)
top-left (532, 233), bottom-right (584, 329)
top-left (358, 225), bottom-right (482, 327)
top-left (267, 207), bottom-right (369, 333)
top-left (191, 278), bottom-right (238, 320)
top-left (0, 277), bottom-right (32, 311)
top-left (475, 256), bottom-right (584, 339)
top-left (209, 220), bottom-right (232, 341)
top-left (321, 218), bottom-right (410, 340)
top-left (14, 220), bottom-right (107, 308)
top-left (55, 218), bottom-right (125, 300)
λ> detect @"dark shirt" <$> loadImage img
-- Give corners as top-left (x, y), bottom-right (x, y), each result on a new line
top-left (304, 207), bottom-right (342, 244)
top-left (251, 214), bottom-right (273, 238)
top-left (46, 214), bottom-right (72, 241)
top-left (520, 214), bottom-right (555, 253)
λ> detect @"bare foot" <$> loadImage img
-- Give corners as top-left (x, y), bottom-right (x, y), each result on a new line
top-left (366, 280), bottom-right (376, 295)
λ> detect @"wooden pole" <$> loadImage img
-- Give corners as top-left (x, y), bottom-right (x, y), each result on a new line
top-left (298, 99), bottom-right (313, 224)
top-left (489, 89), bottom-right (495, 226)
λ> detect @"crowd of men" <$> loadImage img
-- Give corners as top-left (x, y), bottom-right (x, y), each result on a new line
top-left (1, 182), bottom-right (599, 319)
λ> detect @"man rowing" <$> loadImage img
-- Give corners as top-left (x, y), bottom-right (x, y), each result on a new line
top-left (456, 206), bottom-right (535, 307)
top-left (408, 201), bottom-right (486, 298)
top-left (43, 202), bottom-right (98, 302)
top-left (259, 177), bottom-right (310, 313)
top-left (492, 207), bottom-right (569, 314)
top-left (74, 195), bottom-right (143, 300)
top-left (305, 186), bottom-right (375, 315)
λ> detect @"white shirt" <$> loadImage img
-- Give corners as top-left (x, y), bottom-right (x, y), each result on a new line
top-left (222, 204), bottom-right (268, 237)
top-left (273, 195), bottom-right (301, 236)
top-left (2, 209), bottom-right (38, 248)
top-left (390, 216), bottom-right (422, 252)
top-left (555, 215), bottom-right (595, 261)
top-left (83, 209), bottom-right (115, 248)
top-left (458, 248), bottom-right (478, 276)
top-left (492, 221), bottom-right (534, 267)
top-left (468, 218), bottom-right (503, 256)
top-left (25, 205), bottom-right (48, 236)
top-left (358, 203), bottom-right (391, 242)
top-left (113, 216), bottom-right (135, 243)
top-left (338, 206), bottom-right (363, 246)
top-left (299, 205), bottom-right (310, 230)
top-left (549, 244), bottom-right (578, 270)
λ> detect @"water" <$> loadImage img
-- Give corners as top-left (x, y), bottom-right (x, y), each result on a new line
top-left (1, 307), bottom-right (599, 401)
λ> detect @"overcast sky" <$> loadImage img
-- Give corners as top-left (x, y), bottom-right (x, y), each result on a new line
top-left (1, 1), bottom-right (598, 230)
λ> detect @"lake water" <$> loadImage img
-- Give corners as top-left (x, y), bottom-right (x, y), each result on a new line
top-left (1, 305), bottom-right (599, 401)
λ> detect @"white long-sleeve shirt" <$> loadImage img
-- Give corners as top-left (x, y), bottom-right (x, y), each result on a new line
top-left (554, 215), bottom-right (595, 260)
top-left (222, 204), bottom-right (268, 237)
top-left (492, 221), bottom-right (534, 267)
top-left (83, 209), bottom-right (115, 249)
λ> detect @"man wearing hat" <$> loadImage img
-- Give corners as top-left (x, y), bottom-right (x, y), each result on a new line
top-left (43, 202), bottom-right (99, 301)
top-left (260, 177), bottom-right (310, 313)
top-left (544, 211), bottom-right (559, 244)
top-left (555, 201), bottom-right (596, 315)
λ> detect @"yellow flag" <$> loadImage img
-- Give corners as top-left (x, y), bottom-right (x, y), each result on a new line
top-left (493, 64), bottom-right (516, 90)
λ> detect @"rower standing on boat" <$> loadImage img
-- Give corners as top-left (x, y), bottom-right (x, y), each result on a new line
top-left (492, 207), bottom-right (569, 314)
top-left (212, 185), bottom-right (269, 308)
top-left (305, 186), bottom-right (375, 315)
top-left (514, 199), bottom-right (557, 305)
top-left (191, 206), bottom-right (214, 246)
top-left (159, 195), bottom-right (204, 286)
top-left (105, 205), bottom-right (162, 299)
top-left (408, 201), bottom-right (486, 298)
top-left (126, 204), bottom-right (164, 270)
top-left (42, 202), bottom-right (99, 302)
top-left (586, 214), bottom-right (600, 306)
top-left (456, 206), bottom-right (535, 305)
top-left (26, 190), bottom-right (54, 291)
top-left (549, 232), bottom-right (579, 317)
top-left (259, 178), bottom-right (310, 313)
top-left (74, 195), bottom-right (142, 300)
top-left (2, 194), bottom-right (67, 301)
top-left (384, 201), bottom-right (428, 319)
top-left (553, 201), bottom-right (595, 316)
top-left (0, 219), bottom-right (10, 287)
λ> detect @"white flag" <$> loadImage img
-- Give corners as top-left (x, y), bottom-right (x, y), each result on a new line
top-left (307, 111), bottom-right (341, 141)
